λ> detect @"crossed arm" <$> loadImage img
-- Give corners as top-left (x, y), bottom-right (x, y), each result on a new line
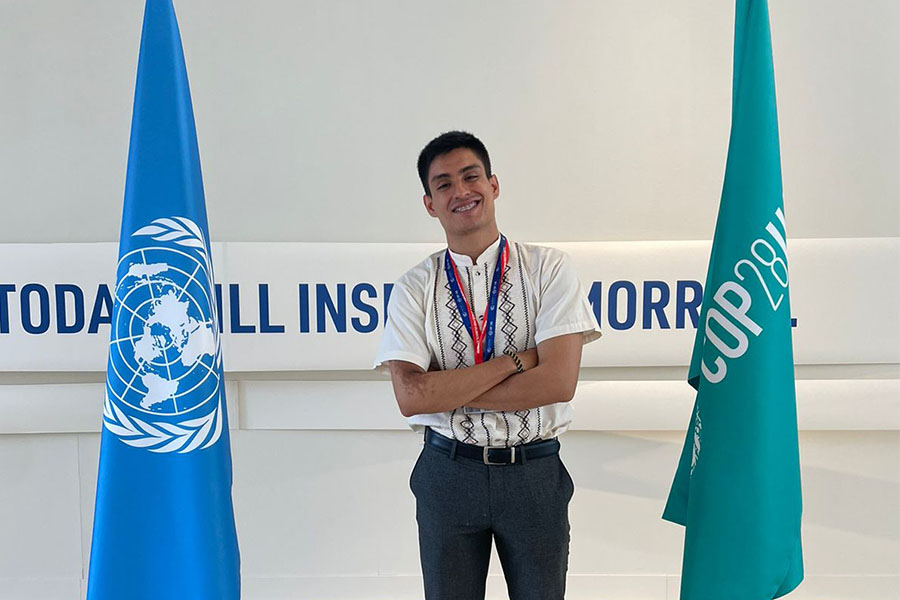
top-left (387, 333), bottom-right (584, 418)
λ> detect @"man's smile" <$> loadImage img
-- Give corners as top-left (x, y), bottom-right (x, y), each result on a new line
top-left (452, 199), bottom-right (481, 213)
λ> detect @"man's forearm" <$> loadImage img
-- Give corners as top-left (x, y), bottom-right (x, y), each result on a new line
top-left (465, 362), bottom-right (576, 411)
top-left (390, 355), bottom-right (519, 417)
top-left (466, 334), bottom-right (584, 412)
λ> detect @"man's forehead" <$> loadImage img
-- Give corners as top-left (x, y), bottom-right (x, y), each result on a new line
top-left (428, 149), bottom-right (485, 181)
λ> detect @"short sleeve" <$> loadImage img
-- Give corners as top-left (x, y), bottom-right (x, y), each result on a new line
top-left (373, 270), bottom-right (432, 375)
top-left (533, 249), bottom-right (602, 346)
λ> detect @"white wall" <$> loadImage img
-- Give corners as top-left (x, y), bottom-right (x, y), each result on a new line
top-left (1, 409), bottom-right (899, 599)
top-left (0, 0), bottom-right (898, 599)
top-left (0, 0), bottom-right (897, 244)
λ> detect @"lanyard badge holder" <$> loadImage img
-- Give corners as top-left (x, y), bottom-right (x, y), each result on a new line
top-left (444, 235), bottom-right (509, 415)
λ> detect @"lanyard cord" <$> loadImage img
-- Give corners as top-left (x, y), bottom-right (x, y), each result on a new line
top-left (444, 235), bottom-right (509, 364)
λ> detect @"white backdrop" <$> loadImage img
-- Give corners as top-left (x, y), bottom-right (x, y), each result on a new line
top-left (0, 0), bottom-right (896, 245)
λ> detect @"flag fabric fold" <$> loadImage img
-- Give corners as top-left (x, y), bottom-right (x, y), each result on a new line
top-left (87, 1), bottom-right (240, 598)
top-left (663, 0), bottom-right (803, 598)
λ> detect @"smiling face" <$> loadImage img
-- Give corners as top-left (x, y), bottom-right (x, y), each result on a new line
top-left (423, 147), bottom-right (500, 241)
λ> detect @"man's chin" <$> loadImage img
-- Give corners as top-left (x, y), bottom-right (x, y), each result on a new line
top-left (447, 222), bottom-right (496, 239)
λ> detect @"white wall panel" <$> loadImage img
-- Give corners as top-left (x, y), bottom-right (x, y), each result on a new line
top-left (237, 380), bottom-right (405, 431)
top-left (0, 578), bottom-right (81, 600)
top-left (2, 378), bottom-right (894, 435)
top-left (0, 381), bottom-right (238, 435)
top-left (563, 432), bottom-right (686, 576)
top-left (76, 433), bottom-right (99, 600)
top-left (0, 384), bottom-right (102, 434)
top-left (0, 436), bottom-right (83, 583)
top-left (229, 430), bottom-right (422, 578)
top-left (573, 379), bottom-right (900, 432)
top-left (799, 431), bottom-right (900, 576)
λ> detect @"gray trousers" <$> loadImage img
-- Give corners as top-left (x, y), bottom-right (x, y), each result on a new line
top-left (409, 441), bottom-right (575, 600)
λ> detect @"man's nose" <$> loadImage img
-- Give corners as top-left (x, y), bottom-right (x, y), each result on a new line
top-left (452, 180), bottom-right (471, 198)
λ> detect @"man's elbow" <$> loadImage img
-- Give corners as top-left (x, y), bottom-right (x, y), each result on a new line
top-left (391, 370), bottom-right (424, 418)
top-left (397, 398), bottom-right (420, 418)
top-left (395, 386), bottom-right (424, 417)
top-left (555, 377), bottom-right (578, 404)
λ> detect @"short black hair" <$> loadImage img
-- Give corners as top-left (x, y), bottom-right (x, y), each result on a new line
top-left (417, 131), bottom-right (492, 196)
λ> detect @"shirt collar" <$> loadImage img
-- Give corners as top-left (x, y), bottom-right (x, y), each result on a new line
top-left (447, 235), bottom-right (502, 268)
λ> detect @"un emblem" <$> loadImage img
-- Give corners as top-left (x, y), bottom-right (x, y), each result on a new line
top-left (104, 217), bottom-right (224, 453)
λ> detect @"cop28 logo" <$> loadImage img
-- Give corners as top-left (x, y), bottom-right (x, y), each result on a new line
top-left (104, 217), bottom-right (224, 453)
top-left (700, 208), bottom-right (789, 385)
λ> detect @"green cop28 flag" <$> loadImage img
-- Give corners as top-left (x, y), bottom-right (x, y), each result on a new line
top-left (662, 0), bottom-right (803, 598)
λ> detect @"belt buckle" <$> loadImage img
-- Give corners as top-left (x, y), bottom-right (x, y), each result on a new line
top-left (483, 445), bottom-right (515, 465)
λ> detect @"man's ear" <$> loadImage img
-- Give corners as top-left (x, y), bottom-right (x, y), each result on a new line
top-left (490, 174), bottom-right (500, 199)
top-left (423, 194), bottom-right (438, 217)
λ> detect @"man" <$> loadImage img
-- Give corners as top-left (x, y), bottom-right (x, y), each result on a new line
top-left (375, 131), bottom-right (601, 600)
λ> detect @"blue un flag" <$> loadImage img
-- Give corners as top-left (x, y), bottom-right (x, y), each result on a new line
top-left (87, 1), bottom-right (241, 598)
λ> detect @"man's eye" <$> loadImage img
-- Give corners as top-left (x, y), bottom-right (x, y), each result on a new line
top-left (436, 183), bottom-right (450, 190)
top-left (465, 174), bottom-right (478, 181)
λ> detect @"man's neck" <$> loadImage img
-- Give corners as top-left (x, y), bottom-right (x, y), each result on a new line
top-left (446, 226), bottom-right (501, 264)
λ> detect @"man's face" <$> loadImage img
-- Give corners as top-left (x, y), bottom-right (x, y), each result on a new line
top-left (423, 147), bottom-right (499, 238)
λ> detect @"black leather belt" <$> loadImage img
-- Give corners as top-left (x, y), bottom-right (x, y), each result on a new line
top-left (424, 427), bottom-right (560, 465)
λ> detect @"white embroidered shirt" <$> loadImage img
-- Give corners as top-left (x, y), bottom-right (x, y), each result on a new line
top-left (375, 237), bottom-right (601, 446)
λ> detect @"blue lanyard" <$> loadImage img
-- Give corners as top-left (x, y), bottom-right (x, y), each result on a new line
top-left (443, 235), bottom-right (509, 364)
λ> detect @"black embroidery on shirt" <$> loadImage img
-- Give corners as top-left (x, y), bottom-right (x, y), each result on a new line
top-left (433, 255), bottom-right (448, 372)
top-left (514, 410), bottom-right (532, 445)
top-left (499, 264), bottom-right (518, 352)
top-left (445, 291), bottom-right (469, 371)
top-left (460, 414), bottom-right (476, 444)
top-left (481, 412), bottom-right (491, 446)
top-left (501, 411), bottom-right (510, 447)
top-left (449, 408), bottom-right (458, 441)
top-left (515, 243), bottom-right (531, 350)
top-left (465, 268), bottom-right (474, 312)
